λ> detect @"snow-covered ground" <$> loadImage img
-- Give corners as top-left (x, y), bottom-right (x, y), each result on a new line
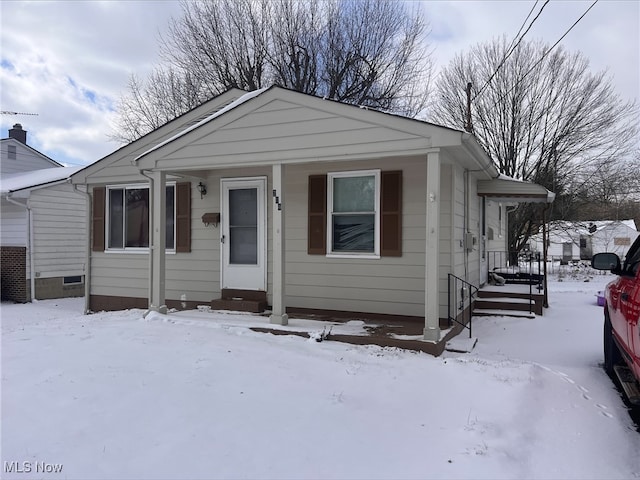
top-left (2, 274), bottom-right (639, 479)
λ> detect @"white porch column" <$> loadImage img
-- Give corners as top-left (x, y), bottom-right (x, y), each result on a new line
top-left (270, 163), bottom-right (288, 325)
top-left (424, 151), bottom-right (441, 341)
top-left (149, 171), bottom-right (167, 314)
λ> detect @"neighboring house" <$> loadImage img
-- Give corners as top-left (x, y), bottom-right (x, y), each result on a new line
top-left (71, 86), bottom-right (553, 349)
top-left (529, 220), bottom-right (639, 262)
top-left (0, 124), bottom-right (86, 302)
top-left (0, 124), bottom-right (63, 174)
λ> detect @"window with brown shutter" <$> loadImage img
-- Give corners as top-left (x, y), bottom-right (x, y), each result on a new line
top-left (308, 175), bottom-right (327, 254)
top-left (307, 170), bottom-right (402, 257)
top-left (176, 182), bottom-right (191, 252)
top-left (381, 170), bottom-right (402, 256)
top-left (92, 187), bottom-right (105, 252)
top-left (91, 182), bottom-right (190, 253)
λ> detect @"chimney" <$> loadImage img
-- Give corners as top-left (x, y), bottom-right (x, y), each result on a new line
top-left (9, 123), bottom-right (27, 144)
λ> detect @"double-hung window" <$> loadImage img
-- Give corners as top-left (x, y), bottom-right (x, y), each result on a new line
top-left (327, 170), bottom-right (380, 256)
top-left (106, 184), bottom-right (175, 251)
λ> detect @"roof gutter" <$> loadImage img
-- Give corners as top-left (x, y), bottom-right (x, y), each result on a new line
top-left (3, 177), bottom-right (76, 196)
top-left (460, 132), bottom-right (500, 179)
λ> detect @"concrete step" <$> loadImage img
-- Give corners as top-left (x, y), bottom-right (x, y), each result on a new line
top-left (475, 298), bottom-right (535, 312)
top-left (210, 298), bottom-right (267, 313)
top-left (472, 308), bottom-right (536, 319)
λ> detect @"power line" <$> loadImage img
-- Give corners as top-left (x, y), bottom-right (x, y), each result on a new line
top-left (472, 0), bottom-right (550, 102)
top-left (484, 0), bottom-right (599, 109)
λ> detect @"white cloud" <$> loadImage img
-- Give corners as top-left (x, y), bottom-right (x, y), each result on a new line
top-left (1, 0), bottom-right (181, 165)
top-left (1, 0), bottom-right (637, 167)
top-left (424, 0), bottom-right (639, 103)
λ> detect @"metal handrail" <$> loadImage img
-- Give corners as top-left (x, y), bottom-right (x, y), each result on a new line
top-left (487, 250), bottom-right (544, 314)
top-left (447, 273), bottom-right (479, 338)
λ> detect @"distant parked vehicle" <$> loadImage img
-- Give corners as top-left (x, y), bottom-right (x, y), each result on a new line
top-left (592, 235), bottom-right (640, 405)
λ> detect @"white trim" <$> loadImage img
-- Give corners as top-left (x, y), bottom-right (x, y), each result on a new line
top-left (326, 253), bottom-right (380, 260)
top-left (326, 169), bottom-right (380, 257)
top-left (220, 176), bottom-right (267, 291)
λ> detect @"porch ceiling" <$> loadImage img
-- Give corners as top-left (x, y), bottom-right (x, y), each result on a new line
top-left (477, 177), bottom-right (555, 203)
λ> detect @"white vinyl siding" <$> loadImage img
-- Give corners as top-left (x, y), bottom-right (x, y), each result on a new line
top-left (0, 202), bottom-right (27, 246)
top-left (83, 89), bottom-right (500, 320)
top-left (137, 96), bottom-right (464, 171)
top-left (89, 159), bottom-right (429, 316)
top-left (0, 140), bottom-right (60, 174)
top-left (285, 158), bottom-right (426, 317)
top-left (29, 184), bottom-right (86, 279)
top-left (88, 167), bottom-right (272, 305)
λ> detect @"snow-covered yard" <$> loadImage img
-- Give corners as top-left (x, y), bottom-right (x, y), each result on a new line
top-left (2, 275), bottom-right (639, 479)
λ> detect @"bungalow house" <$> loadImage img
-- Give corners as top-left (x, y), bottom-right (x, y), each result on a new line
top-left (71, 86), bottom-right (553, 349)
top-left (1, 124), bottom-right (86, 301)
top-left (529, 219), bottom-right (639, 262)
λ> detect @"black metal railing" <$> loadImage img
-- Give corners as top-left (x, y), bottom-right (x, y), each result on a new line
top-left (487, 250), bottom-right (545, 314)
top-left (447, 273), bottom-right (479, 338)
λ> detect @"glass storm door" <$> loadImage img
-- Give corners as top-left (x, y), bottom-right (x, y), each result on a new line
top-left (221, 178), bottom-right (266, 291)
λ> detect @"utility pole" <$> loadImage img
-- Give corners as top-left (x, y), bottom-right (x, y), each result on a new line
top-left (465, 82), bottom-right (473, 133)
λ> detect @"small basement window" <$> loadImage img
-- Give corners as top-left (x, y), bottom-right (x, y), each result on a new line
top-left (63, 275), bottom-right (84, 285)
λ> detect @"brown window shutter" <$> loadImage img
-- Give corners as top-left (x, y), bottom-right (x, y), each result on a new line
top-left (176, 182), bottom-right (191, 253)
top-left (92, 187), bottom-right (105, 252)
top-left (308, 174), bottom-right (327, 254)
top-left (381, 170), bottom-right (402, 257)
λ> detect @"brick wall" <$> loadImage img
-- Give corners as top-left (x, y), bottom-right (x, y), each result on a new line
top-left (1, 246), bottom-right (27, 302)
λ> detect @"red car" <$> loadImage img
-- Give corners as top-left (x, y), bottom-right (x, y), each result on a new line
top-left (592, 234), bottom-right (640, 405)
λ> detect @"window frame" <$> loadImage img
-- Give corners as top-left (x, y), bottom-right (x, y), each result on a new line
top-left (326, 169), bottom-right (381, 258)
top-left (63, 275), bottom-right (84, 285)
top-left (105, 182), bottom-right (177, 253)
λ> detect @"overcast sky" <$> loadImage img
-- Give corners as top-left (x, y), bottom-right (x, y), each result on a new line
top-left (1, 0), bottom-right (638, 167)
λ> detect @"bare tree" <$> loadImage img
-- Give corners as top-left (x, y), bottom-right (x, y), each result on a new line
top-left (112, 68), bottom-right (205, 141)
top-left (111, 0), bottom-right (432, 144)
top-left (430, 38), bottom-right (639, 255)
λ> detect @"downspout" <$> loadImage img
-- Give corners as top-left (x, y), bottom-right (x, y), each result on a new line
top-left (73, 183), bottom-right (92, 314)
top-left (139, 169), bottom-right (155, 317)
top-left (5, 194), bottom-right (35, 302)
top-left (463, 169), bottom-right (469, 281)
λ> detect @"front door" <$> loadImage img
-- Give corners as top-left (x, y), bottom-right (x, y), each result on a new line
top-left (221, 177), bottom-right (266, 291)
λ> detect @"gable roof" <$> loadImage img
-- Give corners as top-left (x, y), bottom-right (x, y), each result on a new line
top-left (133, 85), bottom-right (499, 178)
top-left (136, 85), bottom-right (469, 162)
top-left (0, 137), bottom-right (64, 168)
top-left (71, 88), bottom-right (247, 183)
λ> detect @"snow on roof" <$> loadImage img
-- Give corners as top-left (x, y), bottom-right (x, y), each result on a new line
top-left (136, 87), bottom-right (270, 161)
top-left (535, 220), bottom-right (639, 242)
top-left (1, 166), bottom-right (82, 194)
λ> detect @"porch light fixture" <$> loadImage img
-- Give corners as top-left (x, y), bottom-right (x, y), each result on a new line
top-left (197, 182), bottom-right (207, 199)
